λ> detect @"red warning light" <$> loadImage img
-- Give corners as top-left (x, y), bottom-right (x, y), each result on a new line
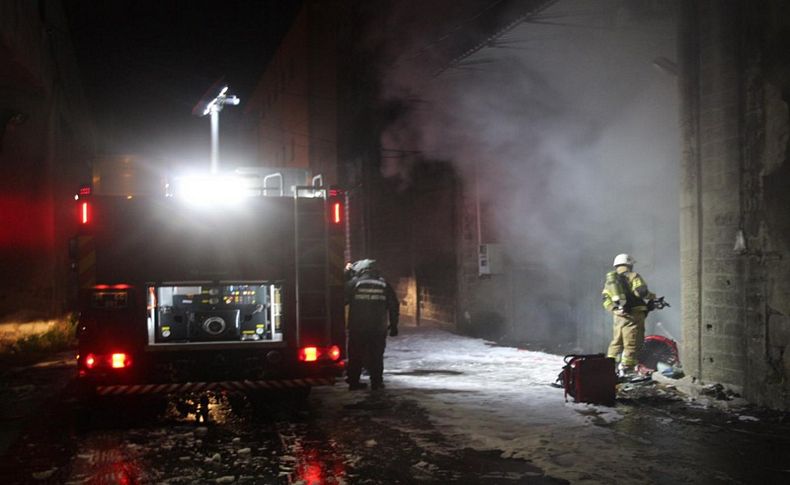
top-left (328, 345), bottom-right (341, 361)
top-left (110, 353), bottom-right (131, 369)
top-left (332, 202), bottom-right (342, 224)
top-left (79, 186), bottom-right (92, 196)
top-left (81, 201), bottom-right (90, 224)
top-left (299, 346), bottom-right (319, 362)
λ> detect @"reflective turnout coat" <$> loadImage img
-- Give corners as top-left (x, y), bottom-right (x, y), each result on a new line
top-left (346, 274), bottom-right (399, 334)
top-left (601, 269), bottom-right (655, 314)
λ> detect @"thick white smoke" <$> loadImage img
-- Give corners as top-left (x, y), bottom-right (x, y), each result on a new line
top-left (374, 0), bottom-right (680, 348)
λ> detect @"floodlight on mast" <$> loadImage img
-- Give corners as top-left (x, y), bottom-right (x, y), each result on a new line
top-left (197, 84), bottom-right (240, 174)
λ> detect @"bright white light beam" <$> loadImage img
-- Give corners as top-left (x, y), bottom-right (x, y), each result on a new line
top-left (174, 174), bottom-right (246, 207)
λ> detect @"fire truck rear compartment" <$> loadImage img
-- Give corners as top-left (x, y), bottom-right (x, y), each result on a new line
top-left (148, 282), bottom-right (283, 344)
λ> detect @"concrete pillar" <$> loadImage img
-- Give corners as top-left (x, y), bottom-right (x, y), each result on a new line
top-left (679, 1), bottom-right (746, 389)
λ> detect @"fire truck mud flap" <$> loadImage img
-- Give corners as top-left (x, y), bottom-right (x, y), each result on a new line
top-left (95, 377), bottom-right (335, 396)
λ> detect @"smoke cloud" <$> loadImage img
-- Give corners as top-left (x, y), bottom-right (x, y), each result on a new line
top-left (373, 0), bottom-right (681, 348)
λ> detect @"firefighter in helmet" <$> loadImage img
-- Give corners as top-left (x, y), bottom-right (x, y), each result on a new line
top-left (601, 253), bottom-right (656, 378)
top-left (345, 259), bottom-right (399, 390)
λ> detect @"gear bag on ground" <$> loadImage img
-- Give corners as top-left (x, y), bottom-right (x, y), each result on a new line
top-left (560, 354), bottom-right (617, 406)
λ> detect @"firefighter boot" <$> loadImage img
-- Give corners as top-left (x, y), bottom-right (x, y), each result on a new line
top-left (617, 363), bottom-right (636, 381)
top-left (347, 381), bottom-right (368, 391)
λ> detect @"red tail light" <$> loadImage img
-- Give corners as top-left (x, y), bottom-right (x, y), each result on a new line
top-left (298, 345), bottom-right (341, 362)
top-left (328, 345), bottom-right (341, 361)
top-left (81, 201), bottom-right (90, 224)
top-left (81, 352), bottom-right (131, 370)
top-left (111, 353), bottom-right (131, 368)
top-left (299, 347), bottom-right (318, 362)
top-left (331, 202), bottom-right (342, 224)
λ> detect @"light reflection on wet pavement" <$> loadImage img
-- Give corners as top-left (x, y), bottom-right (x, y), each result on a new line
top-left (62, 393), bottom-right (350, 484)
top-left (0, 386), bottom-right (562, 484)
top-left (3, 349), bottom-right (790, 484)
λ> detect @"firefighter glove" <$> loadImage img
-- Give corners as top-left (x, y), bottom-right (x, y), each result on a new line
top-left (389, 326), bottom-right (398, 337)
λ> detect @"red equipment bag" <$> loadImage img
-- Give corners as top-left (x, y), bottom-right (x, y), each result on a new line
top-left (561, 354), bottom-right (617, 406)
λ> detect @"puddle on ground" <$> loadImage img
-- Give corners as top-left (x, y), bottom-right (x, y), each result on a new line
top-left (390, 369), bottom-right (463, 376)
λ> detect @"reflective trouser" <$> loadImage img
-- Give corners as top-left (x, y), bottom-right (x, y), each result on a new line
top-left (346, 328), bottom-right (387, 385)
top-left (606, 310), bottom-right (646, 367)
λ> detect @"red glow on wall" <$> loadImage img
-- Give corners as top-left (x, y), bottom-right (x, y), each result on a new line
top-left (0, 195), bottom-right (54, 249)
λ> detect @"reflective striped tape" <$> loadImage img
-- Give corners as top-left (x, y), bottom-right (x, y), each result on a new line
top-left (95, 377), bottom-right (335, 396)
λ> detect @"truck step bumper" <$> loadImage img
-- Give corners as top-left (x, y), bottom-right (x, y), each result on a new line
top-left (95, 377), bottom-right (334, 396)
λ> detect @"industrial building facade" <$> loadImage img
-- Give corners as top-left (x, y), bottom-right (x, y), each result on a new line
top-left (0, 1), bottom-right (93, 319)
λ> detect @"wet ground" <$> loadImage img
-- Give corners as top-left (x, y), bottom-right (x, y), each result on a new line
top-left (1, 328), bottom-right (790, 484)
top-left (611, 385), bottom-right (790, 484)
top-left (0, 365), bottom-right (562, 484)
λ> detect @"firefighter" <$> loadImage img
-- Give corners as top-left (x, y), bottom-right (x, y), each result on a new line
top-left (345, 259), bottom-right (399, 391)
top-left (601, 253), bottom-right (656, 378)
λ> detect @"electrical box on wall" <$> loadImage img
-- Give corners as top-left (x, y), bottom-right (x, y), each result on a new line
top-left (479, 243), bottom-right (504, 275)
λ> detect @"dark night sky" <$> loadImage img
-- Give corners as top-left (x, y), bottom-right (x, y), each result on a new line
top-left (64, 0), bottom-right (302, 162)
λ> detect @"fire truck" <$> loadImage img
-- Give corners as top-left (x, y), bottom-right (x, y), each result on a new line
top-left (70, 164), bottom-right (347, 400)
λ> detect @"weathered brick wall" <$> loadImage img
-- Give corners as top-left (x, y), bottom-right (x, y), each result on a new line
top-left (680, 0), bottom-right (790, 409)
top-left (745, 1), bottom-right (790, 409)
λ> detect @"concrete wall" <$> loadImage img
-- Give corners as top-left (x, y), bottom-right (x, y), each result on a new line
top-left (679, 0), bottom-right (790, 409)
top-left (0, 1), bottom-right (93, 320)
